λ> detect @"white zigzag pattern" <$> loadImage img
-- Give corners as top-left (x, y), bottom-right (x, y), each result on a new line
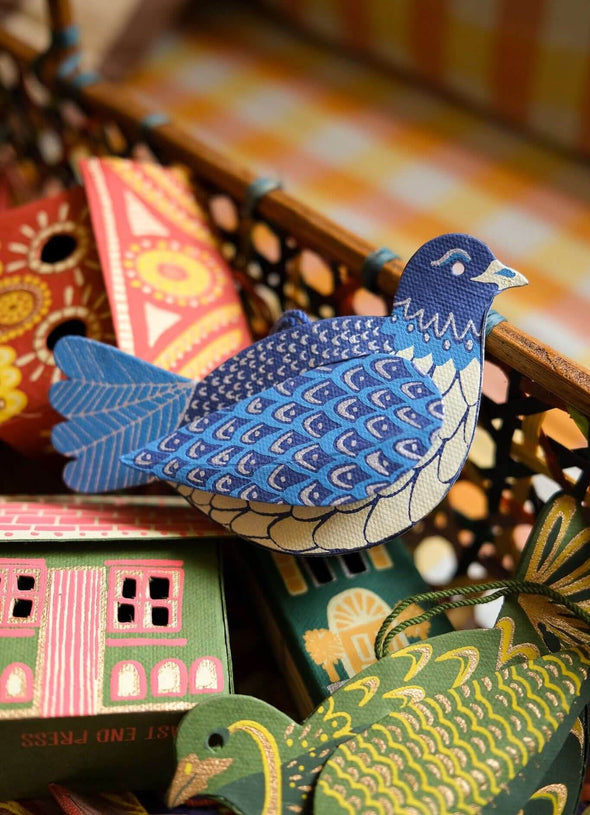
top-left (397, 297), bottom-right (481, 341)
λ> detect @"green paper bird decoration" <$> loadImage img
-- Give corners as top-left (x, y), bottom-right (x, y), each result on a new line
top-left (168, 494), bottom-right (590, 815)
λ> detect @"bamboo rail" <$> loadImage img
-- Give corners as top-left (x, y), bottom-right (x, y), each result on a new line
top-left (0, 19), bottom-right (589, 417)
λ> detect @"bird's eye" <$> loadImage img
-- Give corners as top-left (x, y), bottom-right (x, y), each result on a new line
top-left (206, 728), bottom-right (229, 751)
top-left (452, 261), bottom-right (465, 276)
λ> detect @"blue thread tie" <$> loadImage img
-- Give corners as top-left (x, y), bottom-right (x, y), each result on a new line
top-left (51, 24), bottom-right (80, 49)
top-left (140, 113), bottom-right (171, 133)
top-left (485, 309), bottom-right (506, 337)
top-left (242, 177), bottom-right (282, 218)
top-left (70, 70), bottom-right (100, 90)
top-left (55, 52), bottom-right (81, 79)
top-left (362, 247), bottom-right (399, 292)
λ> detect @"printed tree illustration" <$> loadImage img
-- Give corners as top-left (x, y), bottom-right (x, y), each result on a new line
top-left (304, 628), bottom-right (345, 682)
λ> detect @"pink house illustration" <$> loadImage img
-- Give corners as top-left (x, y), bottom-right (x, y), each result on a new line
top-left (0, 496), bottom-right (230, 719)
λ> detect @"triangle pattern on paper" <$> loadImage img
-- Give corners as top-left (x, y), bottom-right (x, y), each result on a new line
top-left (81, 158), bottom-right (252, 378)
top-left (145, 301), bottom-right (182, 348)
top-left (124, 189), bottom-right (169, 237)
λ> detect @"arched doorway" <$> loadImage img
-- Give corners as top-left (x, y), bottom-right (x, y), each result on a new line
top-left (327, 588), bottom-right (393, 677)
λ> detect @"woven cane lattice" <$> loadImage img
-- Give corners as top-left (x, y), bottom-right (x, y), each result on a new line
top-left (0, 41), bottom-right (589, 589)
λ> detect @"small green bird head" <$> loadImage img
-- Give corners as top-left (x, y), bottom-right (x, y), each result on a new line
top-left (167, 694), bottom-right (299, 809)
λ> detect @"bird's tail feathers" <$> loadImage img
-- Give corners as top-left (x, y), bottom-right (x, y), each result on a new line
top-left (50, 337), bottom-right (194, 493)
top-left (496, 494), bottom-right (590, 651)
top-left (514, 493), bottom-right (590, 602)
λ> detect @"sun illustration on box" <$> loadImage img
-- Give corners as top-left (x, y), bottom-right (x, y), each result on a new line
top-left (304, 589), bottom-right (430, 684)
top-left (5, 198), bottom-right (92, 277)
top-left (0, 346), bottom-right (27, 426)
top-left (0, 188), bottom-right (115, 452)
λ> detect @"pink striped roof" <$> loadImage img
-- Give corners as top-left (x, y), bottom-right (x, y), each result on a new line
top-left (0, 495), bottom-right (230, 541)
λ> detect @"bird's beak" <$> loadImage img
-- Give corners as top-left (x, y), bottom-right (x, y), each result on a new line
top-left (471, 259), bottom-right (528, 291)
top-left (166, 753), bottom-right (233, 808)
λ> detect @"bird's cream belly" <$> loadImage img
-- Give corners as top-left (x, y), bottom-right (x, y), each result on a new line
top-left (176, 356), bottom-right (480, 554)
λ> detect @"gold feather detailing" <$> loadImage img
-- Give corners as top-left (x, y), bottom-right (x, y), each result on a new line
top-left (516, 783), bottom-right (568, 815)
top-left (571, 718), bottom-right (585, 751)
top-left (434, 647), bottom-right (480, 687)
top-left (343, 675), bottom-right (380, 707)
top-left (166, 753), bottom-right (233, 808)
top-left (387, 643), bottom-right (433, 681)
top-left (228, 720), bottom-right (282, 815)
top-left (320, 696), bottom-right (354, 739)
top-left (316, 651), bottom-right (590, 814)
top-left (518, 497), bottom-right (590, 647)
top-left (382, 686), bottom-right (426, 705)
top-left (495, 617), bottom-right (540, 669)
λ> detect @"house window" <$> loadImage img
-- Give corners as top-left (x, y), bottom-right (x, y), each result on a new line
top-left (0, 663), bottom-right (33, 703)
top-left (107, 564), bottom-right (183, 634)
top-left (0, 560), bottom-right (46, 628)
top-left (189, 657), bottom-right (224, 694)
top-left (304, 558), bottom-right (335, 587)
top-left (339, 552), bottom-right (368, 577)
top-left (110, 661), bottom-right (147, 701)
top-left (152, 659), bottom-right (187, 697)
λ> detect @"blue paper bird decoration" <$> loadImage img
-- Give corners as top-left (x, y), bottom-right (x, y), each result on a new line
top-left (50, 234), bottom-right (527, 554)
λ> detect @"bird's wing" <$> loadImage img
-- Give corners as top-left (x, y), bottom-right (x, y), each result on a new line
top-left (269, 309), bottom-right (312, 334)
top-left (314, 649), bottom-right (590, 814)
top-left (182, 313), bottom-right (384, 422)
top-left (122, 354), bottom-right (443, 507)
top-left (50, 337), bottom-right (194, 492)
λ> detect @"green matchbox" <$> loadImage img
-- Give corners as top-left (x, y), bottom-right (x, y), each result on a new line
top-left (0, 495), bottom-right (232, 799)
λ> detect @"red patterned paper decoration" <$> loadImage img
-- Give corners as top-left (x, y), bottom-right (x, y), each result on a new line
top-left (0, 188), bottom-right (115, 453)
top-left (80, 158), bottom-right (252, 379)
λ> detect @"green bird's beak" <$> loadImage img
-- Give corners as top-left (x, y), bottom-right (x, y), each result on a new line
top-left (471, 259), bottom-right (528, 290)
top-left (166, 752), bottom-right (233, 808)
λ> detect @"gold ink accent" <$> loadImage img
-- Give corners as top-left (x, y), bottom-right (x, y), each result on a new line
top-left (495, 617), bottom-right (540, 669)
top-left (524, 783), bottom-right (568, 815)
top-left (435, 647), bottom-right (480, 688)
top-left (343, 675), bottom-right (380, 706)
top-left (321, 696), bottom-right (353, 739)
top-left (382, 686), bottom-right (426, 705)
top-left (155, 660), bottom-right (182, 695)
top-left (571, 718), bottom-right (585, 751)
top-left (386, 642), bottom-right (432, 681)
top-left (228, 720), bottom-right (282, 815)
top-left (167, 754), bottom-right (233, 807)
top-left (519, 498), bottom-right (590, 647)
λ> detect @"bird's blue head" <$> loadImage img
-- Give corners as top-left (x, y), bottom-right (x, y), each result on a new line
top-left (392, 234), bottom-right (527, 344)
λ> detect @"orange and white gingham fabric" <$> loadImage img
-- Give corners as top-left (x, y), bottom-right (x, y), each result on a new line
top-left (124, 2), bottom-right (590, 367)
top-left (261, 0), bottom-right (590, 160)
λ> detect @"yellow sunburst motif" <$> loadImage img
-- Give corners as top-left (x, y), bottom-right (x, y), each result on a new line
top-left (0, 274), bottom-right (51, 343)
top-left (0, 345), bottom-right (27, 424)
top-left (16, 282), bottom-right (112, 385)
top-left (6, 200), bottom-right (91, 276)
top-left (1, 193), bottom-right (114, 387)
top-left (124, 238), bottom-right (227, 307)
